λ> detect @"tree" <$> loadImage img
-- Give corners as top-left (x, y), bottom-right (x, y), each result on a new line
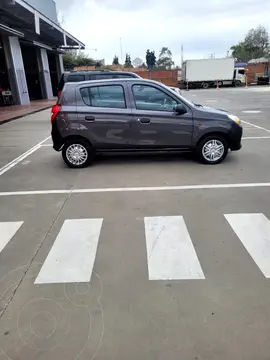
top-left (124, 53), bottom-right (133, 68)
top-left (113, 55), bottom-right (119, 65)
top-left (230, 25), bottom-right (270, 61)
top-left (230, 42), bottom-right (251, 62)
top-left (156, 47), bottom-right (174, 69)
top-left (132, 57), bottom-right (143, 68)
top-left (76, 51), bottom-right (95, 66)
top-left (146, 49), bottom-right (156, 69)
top-left (63, 50), bottom-right (95, 70)
top-left (244, 25), bottom-right (269, 58)
top-left (63, 50), bottom-right (77, 70)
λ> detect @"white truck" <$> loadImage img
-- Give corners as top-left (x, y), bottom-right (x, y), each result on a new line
top-left (180, 58), bottom-right (246, 89)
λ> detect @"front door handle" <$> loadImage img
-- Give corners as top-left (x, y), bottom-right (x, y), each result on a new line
top-left (85, 116), bottom-right (95, 122)
top-left (138, 117), bottom-right (151, 124)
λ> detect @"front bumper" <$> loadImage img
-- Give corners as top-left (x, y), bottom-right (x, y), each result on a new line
top-left (229, 123), bottom-right (243, 151)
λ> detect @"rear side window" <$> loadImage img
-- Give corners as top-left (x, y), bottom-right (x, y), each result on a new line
top-left (66, 74), bottom-right (85, 82)
top-left (80, 85), bottom-right (126, 109)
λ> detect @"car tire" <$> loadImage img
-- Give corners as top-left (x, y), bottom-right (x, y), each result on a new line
top-left (62, 139), bottom-right (94, 168)
top-left (197, 135), bottom-right (228, 164)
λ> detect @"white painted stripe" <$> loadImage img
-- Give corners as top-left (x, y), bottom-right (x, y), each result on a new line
top-left (0, 136), bottom-right (50, 176)
top-left (40, 144), bottom-right (52, 147)
top-left (241, 120), bottom-right (270, 134)
top-left (242, 136), bottom-right (270, 140)
top-left (0, 222), bottom-right (23, 253)
top-left (242, 110), bottom-right (261, 114)
top-left (35, 218), bottom-right (103, 284)
top-left (206, 100), bottom-right (218, 103)
top-left (144, 216), bottom-right (205, 280)
top-left (225, 213), bottom-right (270, 278)
top-left (1, 182), bottom-right (270, 197)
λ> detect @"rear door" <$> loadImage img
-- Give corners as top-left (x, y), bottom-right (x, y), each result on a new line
top-left (128, 83), bottom-right (194, 148)
top-left (76, 81), bottom-right (133, 149)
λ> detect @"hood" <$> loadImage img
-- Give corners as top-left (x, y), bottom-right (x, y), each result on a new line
top-left (194, 104), bottom-right (229, 116)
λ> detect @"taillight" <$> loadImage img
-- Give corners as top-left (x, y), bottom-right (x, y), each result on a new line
top-left (51, 104), bottom-right (61, 123)
top-left (58, 90), bottom-right (62, 98)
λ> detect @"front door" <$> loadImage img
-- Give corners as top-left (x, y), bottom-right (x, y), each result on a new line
top-left (129, 83), bottom-right (193, 148)
top-left (76, 83), bottom-right (132, 149)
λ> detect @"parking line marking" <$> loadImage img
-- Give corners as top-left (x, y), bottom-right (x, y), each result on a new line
top-left (144, 216), bottom-right (205, 280)
top-left (242, 110), bottom-right (261, 114)
top-left (225, 213), bottom-right (270, 278)
top-left (0, 222), bottom-right (23, 253)
top-left (0, 136), bottom-right (50, 176)
top-left (1, 182), bottom-right (270, 197)
top-left (35, 218), bottom-right (103, 284)
top-left (241, 120), bottom-right (270, 134)
top-left (40, 144), bottom-right (52, 147)
top-left (242, 136), bottom-right (270, 140)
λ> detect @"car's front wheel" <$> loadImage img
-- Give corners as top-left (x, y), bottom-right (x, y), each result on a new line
top-left (62, 139), bottom-right (94, 168)
top-left (197, 135), bottom-right (228, 164)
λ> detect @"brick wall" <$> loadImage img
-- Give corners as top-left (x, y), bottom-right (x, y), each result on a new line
top-left (244, 63), bottom-right (269, 83)
top-left (73, 66), bottom-right (179, 87)
top-left (132, 69), bottom-right (179, 87)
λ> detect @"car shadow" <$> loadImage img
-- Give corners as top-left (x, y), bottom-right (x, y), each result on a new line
top-left (93, 151), bottom-right (196, 166)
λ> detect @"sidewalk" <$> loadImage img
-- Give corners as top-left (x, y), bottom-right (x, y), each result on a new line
top-left (0, 99), bottom-right (56, 124)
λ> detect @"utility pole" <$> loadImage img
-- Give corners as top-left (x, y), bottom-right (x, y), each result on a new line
top-left (181, 44), bottom-right (184, 67)
top-left (120, 37), bottom-right (123, 65)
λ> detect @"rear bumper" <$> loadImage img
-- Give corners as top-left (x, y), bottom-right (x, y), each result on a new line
top-left (51, 123), bottom-right (64, 151)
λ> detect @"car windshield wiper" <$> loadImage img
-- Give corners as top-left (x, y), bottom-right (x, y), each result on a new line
top-left (193, 102), bottom-right (203, 107)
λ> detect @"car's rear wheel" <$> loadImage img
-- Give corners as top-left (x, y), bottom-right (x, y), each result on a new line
top-left (197, 135), bottom-right (228, 164)
top-left (62, 139), bottom-right (94, 168)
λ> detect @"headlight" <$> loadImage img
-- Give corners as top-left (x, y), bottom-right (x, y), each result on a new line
top-left (228, 114), bottom-right (241, 125)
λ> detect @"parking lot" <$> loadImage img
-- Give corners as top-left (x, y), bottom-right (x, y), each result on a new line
top-left (0, 86), bottom-right (270, 360)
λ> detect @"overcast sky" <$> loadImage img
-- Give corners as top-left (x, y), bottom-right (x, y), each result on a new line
top-left (55, 0), bottom-right (270, 65)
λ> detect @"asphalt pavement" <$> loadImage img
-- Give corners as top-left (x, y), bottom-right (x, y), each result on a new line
top-left (0, 86), bottom-right (270, 360)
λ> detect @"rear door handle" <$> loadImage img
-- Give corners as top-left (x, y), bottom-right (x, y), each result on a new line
top-left (85, 116), bottom-right (95, 122)
top-left (138, 117), bottom-right (151, 124)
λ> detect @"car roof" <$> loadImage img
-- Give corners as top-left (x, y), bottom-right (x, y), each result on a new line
top-left (64, 71), bottom-right (138, 75)
top-left (72, 78), bottom-right (165, 87)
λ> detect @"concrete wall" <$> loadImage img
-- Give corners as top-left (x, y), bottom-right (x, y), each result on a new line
top-left (24, 0), bottom-right (58, 23)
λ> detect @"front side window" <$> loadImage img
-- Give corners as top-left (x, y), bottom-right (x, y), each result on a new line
top-left (132, 85), bottom-right (177, 111)
top-left (80, 85), bottom-right (126, 108)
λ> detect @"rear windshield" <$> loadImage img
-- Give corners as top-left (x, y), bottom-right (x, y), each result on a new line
top-left (91, 74), bottom-right (113, 80)
top-left (114, 74), bottom-right (137, 78)
top-left (66, 74), bottom-right (85, 83)
top-left (58, 74), bottom-right (65, 91)
top-left (91, 73), bottom-right (136, 80)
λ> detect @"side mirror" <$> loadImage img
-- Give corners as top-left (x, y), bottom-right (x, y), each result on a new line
top-left (174, 104), bottom-right (187, 115)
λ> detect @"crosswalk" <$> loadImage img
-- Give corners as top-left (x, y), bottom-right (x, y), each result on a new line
top-left (1, 213), bottom-right (270, 284)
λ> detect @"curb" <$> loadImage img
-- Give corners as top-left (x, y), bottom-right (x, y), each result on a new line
top-left (0, 106), bottom-right (52, 126)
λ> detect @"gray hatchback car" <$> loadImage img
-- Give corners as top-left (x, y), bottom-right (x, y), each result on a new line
top-left (51, 79), bottom-right (242, 167)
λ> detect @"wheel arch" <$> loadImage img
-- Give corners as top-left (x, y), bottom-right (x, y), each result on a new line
top-left (197, 132), bottom-right (233, 149)
top-left (63, 135), bottom-right (93, 147)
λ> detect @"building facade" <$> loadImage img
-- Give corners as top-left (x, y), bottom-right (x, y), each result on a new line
top-left (0, 0), bottom-right (84, 106)
top-left (24, 0), bottom-right (58, 23)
